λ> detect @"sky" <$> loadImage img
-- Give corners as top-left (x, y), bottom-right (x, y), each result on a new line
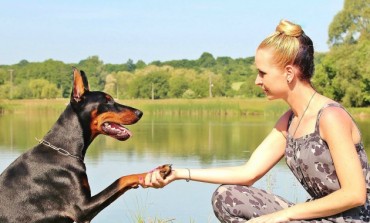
top-left (0, 0), bottom-right (344, 65)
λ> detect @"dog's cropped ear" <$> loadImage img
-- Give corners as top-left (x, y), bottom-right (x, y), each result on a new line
top-left (71, 67), bottom-right (90, 103)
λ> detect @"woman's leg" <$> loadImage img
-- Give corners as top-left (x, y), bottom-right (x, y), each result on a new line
top-left (212, 184), bottom-right (295, 223)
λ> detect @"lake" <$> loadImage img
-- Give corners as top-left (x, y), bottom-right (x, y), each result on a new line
top-left (0, 104), bottom-right (369, 222)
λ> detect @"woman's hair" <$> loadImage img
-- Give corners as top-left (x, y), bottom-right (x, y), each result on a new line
top-left (258, 20), bottom-right (315, 81)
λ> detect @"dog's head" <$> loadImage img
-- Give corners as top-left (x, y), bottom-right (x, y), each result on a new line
top-left (70, 67), bottom-right (143, 141)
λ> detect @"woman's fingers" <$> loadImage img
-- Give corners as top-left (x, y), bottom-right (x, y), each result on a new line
top-left (140, 169), bottom-right (166, 188)
top-left (151, 169), bottom-right (166, 188)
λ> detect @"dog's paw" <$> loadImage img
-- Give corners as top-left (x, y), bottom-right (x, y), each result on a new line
top-left (158, 164), bottom-right (172, 180)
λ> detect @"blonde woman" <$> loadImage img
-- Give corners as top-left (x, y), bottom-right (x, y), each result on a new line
top-left (142, 20), bottom-right (370, 222)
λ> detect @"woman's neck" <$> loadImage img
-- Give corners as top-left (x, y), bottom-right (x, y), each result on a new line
top-left (286, 83), bottom-right (317, 118)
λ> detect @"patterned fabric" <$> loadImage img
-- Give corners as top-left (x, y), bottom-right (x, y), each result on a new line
top-left (212, 185), bottom-right (294, 223)
top-left (286, 103), bottom-right (370, 221)
top-left (212, 103), bottom-right (370, 222)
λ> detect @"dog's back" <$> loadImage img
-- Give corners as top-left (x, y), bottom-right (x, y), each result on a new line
top-left (0, 145), bottom-right (88, 223)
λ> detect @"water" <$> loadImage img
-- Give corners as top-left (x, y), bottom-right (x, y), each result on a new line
top-left (83, 153), bottom-right (304, 223)
top-left (0, 106), bottom-right (369, 222)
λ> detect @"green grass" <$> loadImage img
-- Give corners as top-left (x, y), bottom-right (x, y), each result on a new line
top-left (114, 98), bottom-right (289, 117)
top-left (0, 98), bottom-right (287, 116)
top-left (1, 98), bottom-right (370, 118)
top-left (125, 192), bottom-right (196, 223)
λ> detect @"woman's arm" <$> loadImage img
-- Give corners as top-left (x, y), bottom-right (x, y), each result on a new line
top-left (167, 126), bottom-right (286, 185)
top-left (248, 107), bottom-right (367, 222)
top-left (142, 111), bottom-right (291, 188)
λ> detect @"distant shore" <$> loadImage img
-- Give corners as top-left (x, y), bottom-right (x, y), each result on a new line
top-left (1, 98), bottom-right (370, 119)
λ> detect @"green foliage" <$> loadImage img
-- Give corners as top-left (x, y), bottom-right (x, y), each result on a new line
top-left (313, 38), bottom-right (370, 107)
top-left (136, 60), bottom-right (147, 69)
top-left (311, 0), bottom-right (370, 107)
top-left (28, 79), bottom-right (60, 99)
top-left (127, 68), bottom-right (171, 99)
top-left (328, 0), bottom-right (370, 46)
top-left (239, 75), bottom-right (264, 98)
top-left (198, 52), bottom-right (216, 68)
top-left (168, 75), bottom-right (189, 98)
top-left (78, 56), bottom-right (105, 91)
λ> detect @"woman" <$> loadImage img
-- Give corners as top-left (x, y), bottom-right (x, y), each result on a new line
top-left (141, 20), bottom-right (370, 222)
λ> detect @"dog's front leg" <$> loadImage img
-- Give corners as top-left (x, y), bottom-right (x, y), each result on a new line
top-left (75, 164), bottom-right (171, 222)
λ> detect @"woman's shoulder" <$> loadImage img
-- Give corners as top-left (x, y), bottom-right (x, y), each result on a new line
top-left (274, 110), bottom-right (293, 137)
top-left (317, 101), bottom-right (356, 140)
top-left (317, 102), bottom-right (351, 123)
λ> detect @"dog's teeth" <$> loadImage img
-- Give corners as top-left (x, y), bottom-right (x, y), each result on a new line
top-left (102, 122), bottom-right (132, 139)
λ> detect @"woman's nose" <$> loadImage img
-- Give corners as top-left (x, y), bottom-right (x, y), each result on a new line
top-left (255, 75), bottom-right (262, 86)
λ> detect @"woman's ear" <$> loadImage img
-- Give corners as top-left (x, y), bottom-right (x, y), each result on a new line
top-left (285, 65), bottom-right (297, 84)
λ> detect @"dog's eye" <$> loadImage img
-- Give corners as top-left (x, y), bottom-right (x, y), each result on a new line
top-left (105, 95), bottom-right (114, 104)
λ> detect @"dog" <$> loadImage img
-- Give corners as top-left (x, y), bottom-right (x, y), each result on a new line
top-left (0, 68), bottom-right (171, 223)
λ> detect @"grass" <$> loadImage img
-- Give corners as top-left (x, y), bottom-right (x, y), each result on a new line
top-left (0, 98), bottom-right (68, 113)
top-left (132, 216), bottom-right (176, 223)
top-left (2, 97), bottom-right (370, 118)
top-left (125, 192), bottom-right (195, 223)
top-left (127, 98), bottom-right (289, 117)
top-left (0, 98), bottom-right (289, 117)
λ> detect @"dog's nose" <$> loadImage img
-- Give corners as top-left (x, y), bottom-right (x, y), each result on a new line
top-left (135, 110), bottom-right (143, 119)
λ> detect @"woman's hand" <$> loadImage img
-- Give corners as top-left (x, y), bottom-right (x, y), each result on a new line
top-left (246, 211), bottom-right (290, 223)
top-left (140, 165), bottom-right (176, 188)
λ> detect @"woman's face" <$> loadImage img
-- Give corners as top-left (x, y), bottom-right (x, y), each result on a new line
top-left (255, 48), bottom-right (288, 100)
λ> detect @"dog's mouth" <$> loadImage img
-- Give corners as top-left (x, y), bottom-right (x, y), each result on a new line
top-left (101, 122), bottom-right (132, 141)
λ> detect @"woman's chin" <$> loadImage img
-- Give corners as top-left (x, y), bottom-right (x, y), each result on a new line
top-left (265, 93), bottom-right (278, 100)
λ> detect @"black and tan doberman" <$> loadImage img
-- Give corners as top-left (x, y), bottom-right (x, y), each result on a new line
top-left (0, 68), bottom-right (171, 223)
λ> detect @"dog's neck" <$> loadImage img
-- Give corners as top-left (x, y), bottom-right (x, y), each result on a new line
top-left (42, 104), bottom-right (92, 160)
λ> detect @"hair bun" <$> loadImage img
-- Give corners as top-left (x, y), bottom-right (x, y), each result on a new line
top-left (276, 20), bottom-right (303, 37)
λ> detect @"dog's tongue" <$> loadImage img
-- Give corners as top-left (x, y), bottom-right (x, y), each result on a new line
top-left (116, 124), bottom-right (132, 137)
top-left (103, 122), bottom-right (132, 140)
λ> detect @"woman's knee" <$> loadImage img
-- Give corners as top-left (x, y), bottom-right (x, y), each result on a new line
top-left (211, 185), bottom-right (251, 222)
top-left (211, 185), bottom-right (228, 213)
top-left (212, 185), bottom-right (232, 221)
top-left (211, 184), bottom-right (291, 221)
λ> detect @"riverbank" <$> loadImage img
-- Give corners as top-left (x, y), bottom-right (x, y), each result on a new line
top-left (1, 98), bottom-right (370, 119)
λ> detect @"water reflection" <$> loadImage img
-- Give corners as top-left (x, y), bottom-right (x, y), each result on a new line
top-left (0, 109), bottom-right (277, 160)
top-left (1, 107), bottom-right (370, 160)
top-left (0, 107), bottom-right (369, 222)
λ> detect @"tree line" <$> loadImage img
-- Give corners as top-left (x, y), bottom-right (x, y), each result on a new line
top-left (0, 54), bottom-right (257, 100)
top-left (0, 0), bottom-right (369, 107)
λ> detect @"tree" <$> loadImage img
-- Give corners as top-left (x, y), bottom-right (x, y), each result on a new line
top-left (129, 70), bottom-right (170, 99)
top-left (313, 41), bottom-right (370, 107)
top-left (29, 79), bottom-right (49, 98)
top-left (198, 52), bottom-right (216, 68)
top-left (0, 68), bottom-right (7, 85)
top-left (14, 81), bottom-right (32, 99)
top-left (41, 83), bottom-right (60, 98)
top-left (189, 74), bottom-right (208, 98)
top-left (78, 56), bottom-right (105, 90)
top-left (147, 71), bottom-right (170, 99)
top-left (18, 60), bottom-right (29, 66)
top-left (28, 79), bottom-right (59, 98)
top-left (239, 75), bottom-right (264, 98)
top-left (103, 74), bottom-right (117, 97)
top-left (126, 59), bottom-right (136, 72)
top-left (209, 73), bottom-right (226, 97)
top-left (316, 0), bottom-right (370, 107)
top-left (328, 0), bottom-right (370, 46)
top-left (169, 75), bottom-right (188, 98)
top-left (136, 60), bottom-right (147, 69)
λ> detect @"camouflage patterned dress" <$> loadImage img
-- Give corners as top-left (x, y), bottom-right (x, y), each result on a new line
top-left (212, 103), bottom-right (370, 222)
